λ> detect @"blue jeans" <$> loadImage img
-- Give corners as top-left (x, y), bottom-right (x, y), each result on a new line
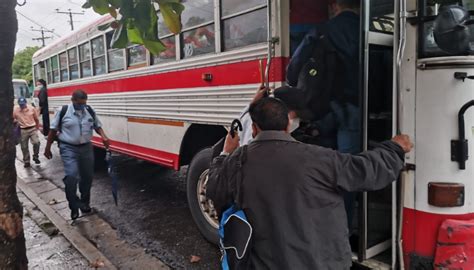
top-left (316, 102), bottom-right (361, 230)
top-left (59, 142), bottom-right (94, 210)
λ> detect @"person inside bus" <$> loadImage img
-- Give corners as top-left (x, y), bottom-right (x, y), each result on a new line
top-left (44, 90), bottom-right (110, 220)
top-left (13, 97), bottom-right (41, 168)
top-left (286, 0), bottom-right (361, 230)
top-left (207, 97), bottom-right (412, 270)
top-left (37, 79), bottom-right (50, 137)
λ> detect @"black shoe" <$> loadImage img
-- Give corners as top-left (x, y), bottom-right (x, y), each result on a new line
top-left (33, 157), bottom-right (41, 164)
top-left (71, 208), bottom-right (79, 220)
top-left (24, 163), bottom-right (31, 168)
top-left (80, 205), bottom-right (92, 214)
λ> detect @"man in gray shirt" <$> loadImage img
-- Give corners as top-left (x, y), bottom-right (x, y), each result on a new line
top-left (44, 89), bottom-right (109, 220)
top-left (208, 97), bottom-right (412, 269)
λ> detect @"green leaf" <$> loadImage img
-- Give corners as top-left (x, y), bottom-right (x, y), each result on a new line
top-left (143, 39), bottom-right (166, 55)
top-left (111, 23), bottom-right (128, 48)
top-left (97, 22), bottom-right (112, 31)
top-left (127, 26), bottom-right (144, 44)
top-left (91, 0), bottom-right (110, 15)
top-left (156, 0), bottom-right (184, 34)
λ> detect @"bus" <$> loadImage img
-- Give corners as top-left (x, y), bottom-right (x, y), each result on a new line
top-left (13, 79), bottom-right (31, 102)
top-left (32, 0), bottom-right (474, 268)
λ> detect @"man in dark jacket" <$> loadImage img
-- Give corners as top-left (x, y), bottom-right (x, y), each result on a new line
top-left (207, 98), bottom-right (412, 270)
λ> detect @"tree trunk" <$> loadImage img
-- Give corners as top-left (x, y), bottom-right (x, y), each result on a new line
top-left (0, 0), bottom-right (28, 269)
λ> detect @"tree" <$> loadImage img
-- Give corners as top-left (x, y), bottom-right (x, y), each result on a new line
top-left (12, 46), bottom-right (40, 84)
top-left (83, 0), bottom-right (184, 55)
top-left (0, 0), bottom-right (28, 269)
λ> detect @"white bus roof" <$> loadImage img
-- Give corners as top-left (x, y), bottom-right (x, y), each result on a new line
top-left (12, 79), bottom-right (28, 83)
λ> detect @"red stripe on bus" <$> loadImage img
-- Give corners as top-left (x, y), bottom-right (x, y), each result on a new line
top-left (48, 57), bottom-right (289, 97)
top-left (402, 208), bottom-right (474, 266)
top-left (91, 137), bottom-right (180, 170)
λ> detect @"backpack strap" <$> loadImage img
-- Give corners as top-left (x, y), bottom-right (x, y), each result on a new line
top-left (57, 105), bottom-right (68, 132)
top-left (85, 105), bottom-right (96, 122)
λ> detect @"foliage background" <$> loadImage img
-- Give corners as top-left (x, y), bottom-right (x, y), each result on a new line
top-left (12, 46), bottom-right (39, 85)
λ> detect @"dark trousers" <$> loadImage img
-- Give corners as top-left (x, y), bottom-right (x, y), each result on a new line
top-left (59, 142), bottom-right (94, 210)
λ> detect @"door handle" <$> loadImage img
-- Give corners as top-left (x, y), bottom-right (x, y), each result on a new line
top-left (454, 72), bottom-right (474, 82)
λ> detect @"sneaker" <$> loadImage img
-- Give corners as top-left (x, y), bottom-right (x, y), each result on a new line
top-left (71, 208), bottom-right (79, 220)
top-left (24, 163), bottom-right (31, 168)
top-left (33, 157), bottom-right (40, 164)
top-left (80, 205), bottom-right (92, 214)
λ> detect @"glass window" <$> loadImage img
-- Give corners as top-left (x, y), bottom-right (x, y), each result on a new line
top-left (79, 43), bottom-right (91, 78)
top-left (92, 36), bottom-right (106, 75)
top-left (68, 48), bottom-right (79, 80)
top-left (222, 0), bottom-right (266, 17)
top-left (152, 36), bottom-right (176, 64)
top-left (183, 25), bottom-right (215, 58)
top-left (46, 58), bottom-right (52, 84)
top-left (157, 12), bottom-right (171, 37)
top-left (127, 45), bottom-right (147, 66)
top-left (223, 8), bottom-right (267, 51)
top-left (50, 56), bottom-right (60, 83)
top-left (108, 50), bottom-right (125, 71)
top-left (59, 52), bottom-right (68, 81)
top-left (181, 0), bottom-right (214, 28)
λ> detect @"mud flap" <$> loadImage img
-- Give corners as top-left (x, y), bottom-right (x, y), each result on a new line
top-left (434, 219), bottom-right (474, 269)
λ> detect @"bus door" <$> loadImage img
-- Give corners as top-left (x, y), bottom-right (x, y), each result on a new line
top-left (356, 0), bottom-right (397, 266)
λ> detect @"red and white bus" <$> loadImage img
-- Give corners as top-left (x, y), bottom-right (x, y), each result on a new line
top-left (33, 0), bottom-right (474, 268)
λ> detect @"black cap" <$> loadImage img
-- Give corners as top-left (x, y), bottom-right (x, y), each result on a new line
top-left (273, 86), bottom-right (306, 111)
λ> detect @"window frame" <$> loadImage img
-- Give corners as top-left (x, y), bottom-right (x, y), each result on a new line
top-left (50, 55), bottom-right (60, 83)
top-left (79, 41), bottom-right (92, 78)
top-left (91, 35), bottom-right (107, 76)
top-left (126, 44), bottom-right (148, 68)
top-left (59, 51), bottom-right (69, 82)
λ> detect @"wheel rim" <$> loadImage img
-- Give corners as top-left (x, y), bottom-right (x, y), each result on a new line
top-left (197, 169), bottom-right (219, 229)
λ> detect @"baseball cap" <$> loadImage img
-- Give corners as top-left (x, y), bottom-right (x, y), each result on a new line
top-left (273, 86), bottom-right (306, 111)
top-left (18, 97), bottom-right (27, 105)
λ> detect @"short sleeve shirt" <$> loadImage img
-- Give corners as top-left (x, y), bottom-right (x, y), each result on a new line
top-left (50, 104), bottom-right (102, 145)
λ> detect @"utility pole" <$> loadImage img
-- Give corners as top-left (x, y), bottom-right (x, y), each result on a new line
top-left (31, 27), bottom-right (53, 47)
top-left (56, 8), bottom-right (84, 31)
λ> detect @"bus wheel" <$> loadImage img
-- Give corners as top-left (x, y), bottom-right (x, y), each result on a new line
top-left (186, 147), bottom-right (219, 244)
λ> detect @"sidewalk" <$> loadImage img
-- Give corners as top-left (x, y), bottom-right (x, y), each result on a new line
top-left (16, 151), bottom-right (168, 269)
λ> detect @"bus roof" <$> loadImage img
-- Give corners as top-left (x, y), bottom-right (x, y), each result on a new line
top-left (12, 79), bottom-right (28, 83)
top-left (32, 15), bottom-right (113, 63)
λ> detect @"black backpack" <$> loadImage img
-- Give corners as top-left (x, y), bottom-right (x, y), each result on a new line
top-left (296, 28), bottom-right (346, 120)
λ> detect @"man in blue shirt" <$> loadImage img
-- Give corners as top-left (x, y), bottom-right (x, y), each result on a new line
top-left (44, 89), bottom-right (110, 220)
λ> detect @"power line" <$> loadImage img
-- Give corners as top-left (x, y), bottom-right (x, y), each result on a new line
top-left (56, 8), bottom-right (85, 31)
top-left (31, 27), bottom-right (54, 47)
top-left (16, 10), bottom-right (61, 38)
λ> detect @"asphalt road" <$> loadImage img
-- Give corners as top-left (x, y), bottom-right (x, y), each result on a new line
top-left (24, 140), bottom-right (220, 269)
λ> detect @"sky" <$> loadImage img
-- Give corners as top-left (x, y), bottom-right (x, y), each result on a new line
top-left (15, 0), bottom-right (102, 52)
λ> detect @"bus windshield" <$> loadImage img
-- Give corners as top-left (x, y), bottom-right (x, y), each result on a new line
top-left (13, 81), bottom-right (30, 99)
top-left (420, 0), bottom-right (474, 58)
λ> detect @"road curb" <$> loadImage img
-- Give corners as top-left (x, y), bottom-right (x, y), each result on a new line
top-left (17, 176), bottom-right (117, 270)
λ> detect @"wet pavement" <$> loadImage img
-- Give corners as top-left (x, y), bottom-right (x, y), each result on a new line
top-left (19, 191), bottom-right (89, 269)
top-left (18, 139), bottom-right (220, 269)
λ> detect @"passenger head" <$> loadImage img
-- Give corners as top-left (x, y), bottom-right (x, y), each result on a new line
top-left (329, 0), bottom-right (360, 17)
top-left (249, 97), bottom-right (290, 137)
top-left (273, 86), bottom-right (306, 131)
top-left (71, 89), bottom-right (88, 111)
top-left (18, 97), bottom-right (27, 109)
top-left (36, 79), bottom-right (47, 88)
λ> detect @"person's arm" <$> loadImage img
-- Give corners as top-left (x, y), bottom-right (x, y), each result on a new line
top-left (44, 108), bottom-right (61, 159)
top-left (207, 132), bottom-right (240, 217)
top-left (95, 127), bottom-right (110, 149)
top-left (330, 135), bottom-right (413, 192)
top-left (286, 28), bottom-right (319, 86)
top-left (34, 108), bottom-right (40, 130)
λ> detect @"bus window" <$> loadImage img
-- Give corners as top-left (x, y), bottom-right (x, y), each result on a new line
top-left (45, 58), bottom-right (52, 84)
top-left (79, 42), bottom-right (92, 77)
top-left (152, 36), bottom-right (176, 64)
top-left (181, 0), bottom-right (215, 58)
top-left (127, 45), bottom-right (147, 68)
top-left (13, 80), bottom-right (30, 99)
top-left (33, 62), bottom-right (46, 83)
top-left (92, 36), bottom-right (106, 75)
top-left (68, 48), bottom-right (79, 80)
top-left (51, 55), bottom-right (60, 83)
top-left (106, 32), bottom-right (125, 72)
top-left (59, 52), bottom-right (69, 81)
top-left (221, 0), bottom-right (267, 51)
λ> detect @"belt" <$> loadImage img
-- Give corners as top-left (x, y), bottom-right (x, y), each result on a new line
top-left (59, 140), bottom-right (91, 147)
top-left (20, 126), bottom-right (36, 130)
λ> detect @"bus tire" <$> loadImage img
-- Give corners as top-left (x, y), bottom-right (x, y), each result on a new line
top-left (186, 147), bottom-right (219, 245)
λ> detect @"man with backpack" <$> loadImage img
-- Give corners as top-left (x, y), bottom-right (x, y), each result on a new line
top-left (44, 89), bottom-right (110, 220)
top-left (207, 97), bottom-right (412, 269)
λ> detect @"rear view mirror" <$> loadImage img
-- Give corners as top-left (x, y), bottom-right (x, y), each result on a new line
top-left (433, 5), bottom-right (474, 55)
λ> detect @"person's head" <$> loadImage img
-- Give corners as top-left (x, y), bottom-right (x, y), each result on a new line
top-left (71, 89), bottom-right (88, 111)
top-left (249, 97), bottom-right (290, 137)
top-left (329, 0), bottom-right (360, 17)
top-left (18, 97), bottom-right (27, 109)
top-left (36, 79), bottom-right (47, 88)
